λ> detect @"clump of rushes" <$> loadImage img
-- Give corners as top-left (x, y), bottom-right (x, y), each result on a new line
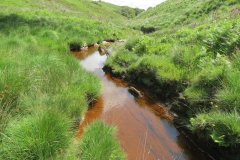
top-left (184, 65), bottom-right (224, 106)
top-left (0, 52), bottom-right (31, 135)
top-left (183, 54), bottom-right (231, 111)
top-left (190, 111), bottom-right (240, 148)
top-left (129, 55), bottom-right (184, 99)
top-left (124, 36), bottom-right (140, 51)
top-left (105, 49), bottom-right (139, 75)
top-left (78, 121), bottom-right (125, 160)
top-left (132, 55), bottom-right (183, 82)
top-left (0, 110), bottom-right (72, 160)
top-left (53, 70), bottom-right (101, 118)
top-left (0, 103), bottom-right (13, 140)
top-left (216, 69), bottom-right (240, 112)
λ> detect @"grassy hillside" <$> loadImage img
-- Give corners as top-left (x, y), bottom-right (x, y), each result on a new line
top-left (0, 0), bottom-right (128, 23)
top-left (132, 0), bottom-right (239, 34)
top-left (105, 0), bottom-right (240, 158)
top-left (0, 0), bottom-right (127, 159)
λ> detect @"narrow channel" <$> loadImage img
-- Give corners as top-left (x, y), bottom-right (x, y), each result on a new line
top-left (73, 45), bottom-right (212, 160)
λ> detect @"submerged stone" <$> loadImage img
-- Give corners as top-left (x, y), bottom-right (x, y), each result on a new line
top-left (128, 86), bottom-right (143, 98)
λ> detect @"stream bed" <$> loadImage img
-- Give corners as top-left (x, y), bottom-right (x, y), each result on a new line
top-left (73, 46), bottom-right (213, 160)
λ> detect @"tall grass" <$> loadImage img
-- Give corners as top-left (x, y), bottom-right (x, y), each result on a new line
top-left (184, 64), bottom-right (224, 105)
top-left (0, 110), bottom-right (72, 160)
top-left (0, 0), bottom-right (127, 159)
top-left (190, 111), bottom-right (240, 147)
top-left (130, 55), bottom-right (184, 82)
top-left (78, 121), bottom-right (125, 160)
top-left (105, 48), bottom-right (139, 75)
top-left (216, 69), bottom-right (240, 112)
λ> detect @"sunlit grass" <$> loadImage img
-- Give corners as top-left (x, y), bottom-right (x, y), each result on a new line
top-left (216, 69), bottom-right (240, 112)
top-left (190, 111), bottom-right (240, 147)
top-left (0, 0), bottom-right (127, 159)
top-left (78, 121), bottom-right (125, 160)
top-left (0, 110), bottom-right (72, 160)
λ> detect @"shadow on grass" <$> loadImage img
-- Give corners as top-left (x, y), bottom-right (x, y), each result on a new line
top-left (0, 14), bottom-right (58, 34)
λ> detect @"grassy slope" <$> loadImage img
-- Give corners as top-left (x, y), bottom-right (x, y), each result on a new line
top-left (0, 0), bottom-right (127, 159)
top-left (133, 0), bottom-right (239, 34)
top-left (105, 0), bottom-right (240, 156)
top-left (0, 0), bottom-right (126, 21)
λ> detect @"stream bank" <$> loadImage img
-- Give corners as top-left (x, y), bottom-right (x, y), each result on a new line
top-left (72, 45), bottom-right (214, 160)
top-left (103, 48), bottom-right (240, 160)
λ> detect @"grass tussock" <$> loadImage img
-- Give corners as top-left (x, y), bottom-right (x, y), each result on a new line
top-left (190, 111), bottom-right (240, 147)
top-left (0, 110), bottom-right (71, 160)
top-left (78, 121), bottom-right (125, 160)
top-left (216, 69), bottom-right (240, 112)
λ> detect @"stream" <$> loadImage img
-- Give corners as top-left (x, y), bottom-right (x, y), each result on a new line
top-left (73, 45), bottom-right (213, 160)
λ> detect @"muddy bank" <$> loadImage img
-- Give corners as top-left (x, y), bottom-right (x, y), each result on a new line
top-left (103, 65), bottom-right (185, 101)
top-left (76, 97), bottom-right (104, 138)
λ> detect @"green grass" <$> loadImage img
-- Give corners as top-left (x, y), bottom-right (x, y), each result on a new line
top-left (105, 48), bottom-right (139, 75)
top-left (0, 0), bottom-right (128, 159)
top-left (216, 69), bottom-right (240, 112)
top-left (55, 121), bottom-right (126, 160)
top-left (0, 110), bottom-right (71, 160)
top-left (190, 111), bottom-right (240, 147)
top-left (183, 61), bottom-right (225, 106)
top-left (78, 121), bottom-right (125, 160)
top-left (0, 116), bottom-right (125, 160)
top-left (130, 55), bottom-right (184, 82)
top-left (0, 0), bottom-right (129, 24)
top-left (0, 34), bottom-right (101, 134)
top-left (132, 0), bottom-right (240, 34)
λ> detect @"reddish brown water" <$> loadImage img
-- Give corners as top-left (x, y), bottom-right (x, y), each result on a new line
top-left (73, 47), bottom-right (213, 160)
